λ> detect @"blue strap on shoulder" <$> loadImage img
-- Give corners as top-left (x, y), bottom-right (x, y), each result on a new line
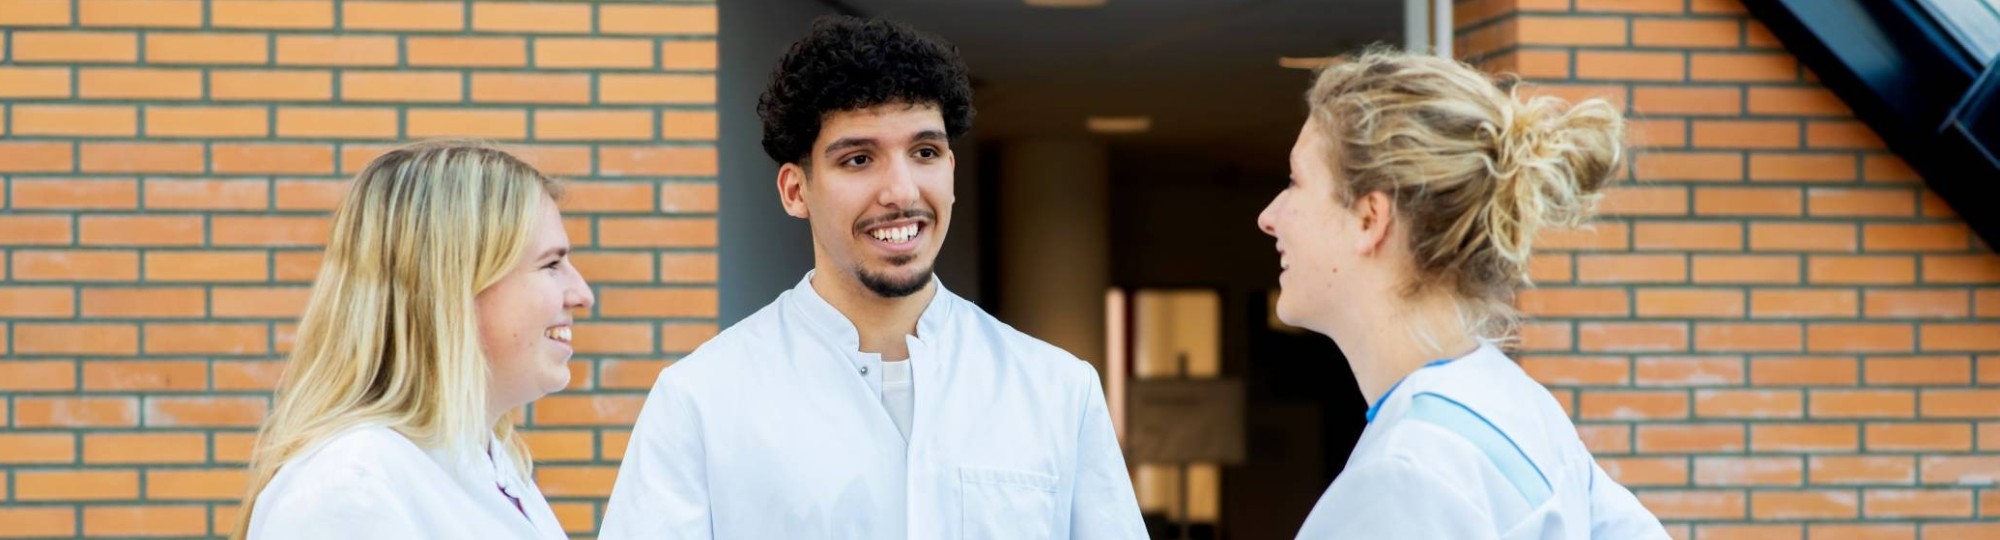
top-left (1405, 392), bottom-right (1553, 508)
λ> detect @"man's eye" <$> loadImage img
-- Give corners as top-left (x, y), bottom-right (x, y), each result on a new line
top-left (845, 155), bottom-right (871, 167)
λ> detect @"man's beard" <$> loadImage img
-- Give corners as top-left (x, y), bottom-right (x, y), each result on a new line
top-left (854, 255), bottom-right (933, 298)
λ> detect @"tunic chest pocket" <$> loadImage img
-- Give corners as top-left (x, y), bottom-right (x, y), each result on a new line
top-left (959, 466), bottom-right (1059, 540)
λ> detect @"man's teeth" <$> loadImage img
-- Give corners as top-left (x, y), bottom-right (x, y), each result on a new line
top-left (870, 224), bottom-right (919, 243)
top-left (545, 327), bottom-right (571, 344)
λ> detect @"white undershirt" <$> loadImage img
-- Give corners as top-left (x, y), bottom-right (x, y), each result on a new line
top-left (880, 359), bottom-right (914, 441)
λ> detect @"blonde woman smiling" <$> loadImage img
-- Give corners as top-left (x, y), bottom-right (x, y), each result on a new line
top-left (235, 141), bottom-right (594, 539)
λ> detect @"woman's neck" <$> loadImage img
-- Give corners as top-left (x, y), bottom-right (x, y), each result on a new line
top-left (1336, 294), bottom-right (1482, 407)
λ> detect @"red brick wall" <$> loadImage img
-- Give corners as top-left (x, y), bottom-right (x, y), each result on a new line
top-left (1459, 0), bottom-right (2000, 537)
top-left (0, 1), bottom-right (717, 537)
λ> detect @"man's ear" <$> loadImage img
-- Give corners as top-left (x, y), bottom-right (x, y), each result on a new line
top-left (777, 162), bottom-right (810, 219)
top-left (1353, 190), bottom-right (1394, 256)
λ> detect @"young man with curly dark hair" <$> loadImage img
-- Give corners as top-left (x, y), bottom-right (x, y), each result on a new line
top-left (600, 15), bottom-right (1146, 539)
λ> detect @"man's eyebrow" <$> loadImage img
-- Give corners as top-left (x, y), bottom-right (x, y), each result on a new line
top-left (823, 137), bottom-right (877, 157)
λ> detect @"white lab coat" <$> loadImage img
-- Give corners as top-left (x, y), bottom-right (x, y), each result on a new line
top-left (1295, 342), bottom-right (1669, 539)
top-left (246, 425), bottom-right (567, 539)
top-left (600, 274), bottom-right (1147, 539)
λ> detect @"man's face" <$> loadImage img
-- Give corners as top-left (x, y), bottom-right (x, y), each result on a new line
top-left (779, 103), bottom-right (956, 298)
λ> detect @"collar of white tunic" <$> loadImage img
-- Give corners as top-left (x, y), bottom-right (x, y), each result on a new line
top-left (412, 427), bottom-right (533, 508)
top-left (785, 270), bottom-right (958, 372)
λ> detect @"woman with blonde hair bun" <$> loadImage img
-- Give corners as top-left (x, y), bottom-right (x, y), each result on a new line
top-left (234, 141), bottom-right (593, 539)
top-left (1258, 49), bottom-right (1668, 538)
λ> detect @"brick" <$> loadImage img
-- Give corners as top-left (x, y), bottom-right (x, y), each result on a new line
top-left (342, 0), bottom-right (463, 31)
top-left (536, 110), bottom-right (655, 142)
top-left (339, 71), bottom-right (464, 103)
top-left (1863, 356), bottom-right (1972, 385)
top-left (1634, 355), bottom-right (1744, 386)
top-left (1863, 223), bottom-right (1970, 252)
top-left (1810, 455), bottom-right (1916, 484)
top-left (660, 111), bottom-right (719, 140)
top-left (146, 469), bottom-right (246, 500)
top-left (1597, 456), bottom-right (1687, 487)
top-left (81, 0), bottom-right (203, 28)
top-left (1808, 120), bottom-right (1885, 149)
top-left (213, 359), bottom-right (284, 391)
top-left (1751, 423), bottom-right (1858, 452)
top-left (276, 35), bottom-right (398, 67)
top-left (0, 286), bottom-right (76, 317)
top-left (661, 40), bottom-right (718, 70)
top-left (568, 252), bottom-right (652, 284)
top-left (144, 178), bottom-right (269, 210)
top-left (535, 465), bottom-right (619, 498)
top-left (1635, 222), bottom-right (1740, 251)
top-left (1521, 321), bottom-right (1574, 352)
top-left (1751, 356), bottom-right (1856, 386)
top-left (660, 322), bottom-right (718, 353)
top-left (211, 0), bottom-right (332, 29)
top-left (1634, 289), bottom-right (1743, 318)
top-left (570, 322), bottom-right (653, 354)
top-left (1925, 255), bottom-right (2000, 284)
top-left (1691, 52), bottom-right (1798, 82)
top-left (79, 68), bottom-right (202, 99)
top-left (13, 104), bottom-right (138, 136)
top-left (1753, 153), bottom-right (1858, 182)
top-left (1919, 456), bottom-right (2000, 485)
top-left (0, 360), bottom-right (76, 391)
top-left (275, 179), bottom-right (351, 211)
top-left (1863, 154), bottom-right (1921, 183)
top-left (1752, 288), bottom-right (1856, 318)
top-left (1636, 18), bottom-right (1741, 48)
top-left (1576, 51), bottom-right (1684, 81)
top-left (658, 183), bottom-right (719, 214)
top-left (213, 143), bottom-right (336, 175)
top-left (1529, 254), bottom-right (1572, 283)
top-left (536, 38), bottom-right (655, 69)
top-left (1866, 489), bottom-right (1973, 518)
top-left (1809, 389), bottom-right (1916, 419)
top-left (1537, 222), bottom-right (1630, 251)
top-left (1576, 424), bottom-right (1631, 454)
top-left (599, 4), bottom-right (715, 35)
top-left (0, 67), bottom-right (73, 98)
top-left (0, 0), bottom-right (74, 26)
top-left (1694, 389), bottom-right (1802, 419)
top-left (1635, 490), bottom-right (1746, 520)
top-left (1746, 87), bottom-right (1849, 116)
top-left (1516, 16), bottom-right (1626, 46)
top-left (598, 218), bottom-right (717, 248)
top-left (83, 505), bottom-right (207, 537)
top-left (1575, 0), bottom-right (1682, 12)
top-left (1632, 86), bottom-right (1740, 116)
top-left (1751, 490), bottom-right (1857, 520)
top-left (145, 106), bottom-right (270, 138)
top-left (82, 360), bottom-right (207, 391)
top-left (12, 31), bottom-right (139, 63)
top-left (15, 397), bottom-right (137, 427)
top-left (1695, 322), bottom-right (1801, 352)
top-left (1579, 390), bottom-right (1688, 420)
top-left (1519, 355), bottom-right (1628, 386)
top-left (144, 251), bottom-right (268, 282)
top-left (0, 507), bottom-right (75, 537)
top-left (1695, 456), bottom-right (1801, 487)
top-left (79, 142), bottom-right (206, 174)
top-left (600, 74), bottom-right (716, 105)
top-left (1695, 187), bottom-right (1802, 217)
top-left (1864, 289), bottom-right (1970, 318)
top-left (1809, 255), bottom-right (1915, 284)
top-left (522, 430), bottom-right (596, 462)
top-left (210, 215), bottom-right (333, 247)
top-left (214, 433), bottom-right (257, 463)
top-left (17, 470), bottom-right (138, 501)
top-left (144, 322), bottom-right (267, 355)
top-left (275, 251), bottom-right (324, 281)
top-left (12, 250), bottom-right (140, 282)
top-left (532, 395), bottom-right (645, 426)
top-left (1927, 523), bottom-right (2000, 539)
top-left (1579, 322), bottom-right (1688, 352)
top-left (145, 396), bottom-right (267, 427)
top-left (1748, 222), bottom-right (1853, 251)
top-left (472, 1), bottom-right (591, 33)
top-left (1578, 254), bottom-right (1685, 283)
top-left (0, 216), bottom-right (74, 246)
top-left (1697, 524), bottom-right (1800, 540)
top-left (275, 107), bottom-right (398, 139)
top-left (408, 36), bottom-right (528, 67)
top-left (558, 181), bottom-right (654, 213)
top-left (552, 502), bottom-right (594, 534)
top-left (211, 69), bottom-right (334, 101)
top-left (212, 286), bottom-right (311, 318)
top-left (1867, 423), bottom-right (1974, 452)
top-left (1806, 524), bottom-right (1914, 540)
top-left (146, 31), bottom-right (270, 65)
top-left (1693, 120), bottom-right (1799, 149)
top-left (1806, 323), bottom-right (1915, 353)
top-left (1, 144), bottom-right (79, 176)
top-left (1517, 288), bottom-right (1629, 317)
top-left (1922, 389), bottom-right (2000, 418)
top-left (1693, 255), bottom-right (1799, 284)
top-left (407, 109), bottom-right (528, 140)
top-left (78, 215), bottom-right (202, 246)
top-left (472, 73), bottom-right (591, 104)
top-left (1982, 290), bottom-right (2000, 317)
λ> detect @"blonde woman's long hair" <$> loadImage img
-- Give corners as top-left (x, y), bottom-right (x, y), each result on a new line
top-left (234, 141), bottom-right (561, 538)
top-left (1306, 48), bottom-right (1626, 346)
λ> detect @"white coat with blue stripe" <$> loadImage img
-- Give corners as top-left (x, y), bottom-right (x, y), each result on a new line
top-left (1295, 342), bottom-right (1671, 539)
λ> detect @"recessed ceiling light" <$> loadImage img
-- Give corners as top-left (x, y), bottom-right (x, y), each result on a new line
top-left (1278, 56), bottom-right (1339, 70)
top-left (1087, 116), bottom-right (1150, 134)
top-left (1025, 0), bottom-right (1107, 7)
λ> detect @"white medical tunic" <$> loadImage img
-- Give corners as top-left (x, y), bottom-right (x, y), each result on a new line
top-left (600, 274), bottom-right (1147, 539)
top-left (1295, 343), bottom-right (1669, 539)
top-left (246, 425), bottom-right (567, 539)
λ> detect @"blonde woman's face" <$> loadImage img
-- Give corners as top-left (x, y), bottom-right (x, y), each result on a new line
top-left (477, 193), bottom-right (595, 414)
top-left (1258, 119), bottom-right (1359, 333)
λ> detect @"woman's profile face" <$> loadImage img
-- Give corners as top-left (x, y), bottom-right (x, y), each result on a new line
top-left (1258, 119), bottom-right (1362, 333)
top-left (477, 192), bottom-right (594, 414)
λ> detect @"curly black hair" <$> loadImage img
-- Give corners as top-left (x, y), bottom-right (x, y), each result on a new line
top-left (758, 15), bottom-right (976, 166)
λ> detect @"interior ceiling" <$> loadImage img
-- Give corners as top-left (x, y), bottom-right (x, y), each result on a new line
top-left (843, 0), bottom-right (1404, 178)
